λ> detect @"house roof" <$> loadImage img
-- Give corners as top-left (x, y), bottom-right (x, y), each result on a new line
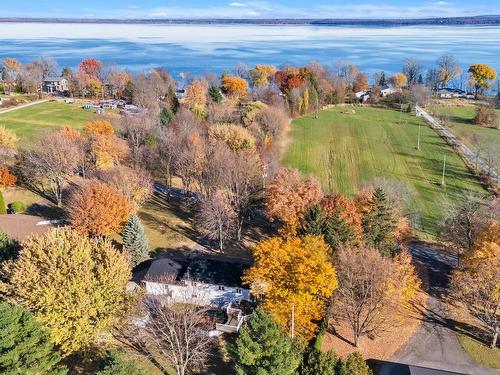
top-left (144, 257), bottom-right (250, 288)
top-left (44, 76), bottom-right (66, 82)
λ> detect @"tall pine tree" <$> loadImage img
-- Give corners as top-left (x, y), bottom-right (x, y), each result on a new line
top-left (0, 302), bottom-right (67, 375)
top-left (361, 188), bottom-right (397, 256)
top-left (233, 308), bottom-right (300, 375)
top-left (122, 213), bottom-right (149, 268)
top-left (323, 209), bottom-right (357, 253)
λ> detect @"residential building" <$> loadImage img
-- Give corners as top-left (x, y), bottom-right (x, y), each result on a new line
top-left (43, 76), bottom-right (69, 93)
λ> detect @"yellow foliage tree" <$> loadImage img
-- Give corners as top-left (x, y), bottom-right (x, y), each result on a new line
top-left (84, 120), bottom-right (129, 169)
top-left (2, 228), bottom-right (132, 355)
top-left (244, 235), bottom-right (337, 340)
top-left (185, 80), bottom-right (208, 110)
top-left (0, 125), bottom-right (18, 157)
top-left (248, 65), bottom-right (277, 87)
top-left (221, 76), bottom-right (248, 97)
top-left (452, 220), bottom-right (500, 347)
top-left (209, 124), bottom-right (255, 151)
top-left (389, 72), bottom-right (407, 89)
top-left (468, 64), bottom-right (497, 97)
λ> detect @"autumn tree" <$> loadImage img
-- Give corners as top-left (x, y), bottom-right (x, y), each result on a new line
top-left (452, 220), bottom-right (500, 348)
top-left (248, 65), bottom-right (277, 88)
top-left (233, 307), bottom-right (300, 375)
top-left (94, 165), bottom-right (152, 208)
top-left (332, 246), bottom-right (419, 347)
top-left (0, 125), bottom-right (18, 161)
top-left (0, 167), bottom-right (16, 188)
top-left (2, 228), bottom-right (131, 355)
top-left (84, 120), bottom-right (129, 169)
top-left (221, 76), bottom-right (248, 97)
top-left (0, 302), bottom-right (67, 374)
top-left (353, 72), bottom-right (369, 92)
top-left (17, 62), bottom-right (43, 93)
top-left (208, 124), bottom-right (255, 151)
top-left (1, 58), bottom-right (21, 82)
top-left (122, 213), bottom-right (149, 267)
top-left (388, 72), bottom-right (407, 89)
top-left (107, 70), bottom-right (131, 98)
top-left (468, 64), bottom-right (497, 98)
top-left (473, 106), bottom-right (498, 127)
top-left (68, 180), bottom-right (133, 236)
top-left (265, 168), bottom-right (323, 236)
top-left (18, 131), bottom-right (80, 206)
top-left (244, 235), bottom-right (337, 339)
top-left (143, 299), bottom-right (214, 375)
top-left (185, 79), bottom-right (208, 112)
top-left (437, 54), bottom-right (461, 88)
top-left (79, 58), bottom-right (102, 80)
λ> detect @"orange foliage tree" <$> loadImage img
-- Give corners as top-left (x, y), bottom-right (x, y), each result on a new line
top-left (221, 76), bottom-right (248, 97)
top-left (83, 120), bottom-right (129, 169)
top-left (79, 58), bottom-right (102, 80)
top-left (0, 167), bottom-right (16, 188)
top-left (265, 168), bottom-right (323, 236)
top-left (320, 194), bottom-right (363, 236)
top-left (244, 235), bottom-right (337, 339)
top-left (68, 180), bottom-right (133, 236)
top-left (389, 72), bottom-right (407, 89)
top-left (185, 80), bottom-right (208, 109)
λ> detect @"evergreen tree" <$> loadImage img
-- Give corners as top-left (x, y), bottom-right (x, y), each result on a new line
top-left (340, 352), bottom-right (372, 375)
top-left (323, 209), bottom-right (357, 252)
top-left (233, 308), bottom-right (300, 375)
top-left (122, 213), bottom-right (149, 268)
top-left (302, 205), bottom-right (326, 236)
top-left (0, 191), bottom-right (6, 215)
top-left (361, 188), bottom-right (397, 256)
top-left (209, 85), bottom-right (223, 103)
top-left (299, 347), bottom-right (339, 375)
top-left (0, 230), bottom-right (20, 262)
top-left (97, 348), bottom-right (146, 375)
top-left (0, 302), bottom-right (67, 375)
top-left (160, 107), bottom-right (173, 126)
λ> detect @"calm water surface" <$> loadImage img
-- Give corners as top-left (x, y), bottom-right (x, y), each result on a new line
top-left (1, 23), bottom-right (499, 77)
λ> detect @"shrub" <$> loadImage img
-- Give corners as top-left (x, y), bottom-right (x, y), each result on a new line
top-left (473, 106), bottom-right (498, 128)
top-left (0, 167), bottom-right (17, 188)
top-left (97, 348), bottom-right (145, 375)
top-left (340, 352), bottom-right (372, 375)
top-left (0, 230), bottom-right (20, 262)
top-left (0, 191), bottom-right (7, 215)
top-left (9, 201), bottom-right (25, 213)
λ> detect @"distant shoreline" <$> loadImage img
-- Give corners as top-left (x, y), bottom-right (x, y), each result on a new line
top-left (1, 15), bottom-right (500, 26)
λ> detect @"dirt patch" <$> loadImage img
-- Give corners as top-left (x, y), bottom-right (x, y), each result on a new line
top-left (322, 291), bottom-right (427, 360)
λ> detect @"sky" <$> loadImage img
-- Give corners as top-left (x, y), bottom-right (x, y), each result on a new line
top-left (2, 0), bottom-right (499, 19)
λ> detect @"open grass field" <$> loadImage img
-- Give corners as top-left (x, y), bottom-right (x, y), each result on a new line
top-left (432, 105), bottom-right (500, 154)
top-left (0, 101), bottom-right (94, 146)
top-left (283, 106), bottom-right (487, 236)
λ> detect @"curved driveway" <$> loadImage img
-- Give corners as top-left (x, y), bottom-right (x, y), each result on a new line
top-left (379, 243), bottom-right (498, 375)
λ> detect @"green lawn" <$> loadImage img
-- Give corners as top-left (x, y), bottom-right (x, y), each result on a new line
top-left (0, 101), bottom-right (94, 146)
top-left (432, 105), bottom-right (500, 154)
top-left (457, 333), bottom-right (500, 369)
top-left (283, 106), bottom-right (487, 236)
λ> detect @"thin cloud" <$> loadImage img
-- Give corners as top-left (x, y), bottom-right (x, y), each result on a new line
top-left (229, 2), bottom-right (247, 7)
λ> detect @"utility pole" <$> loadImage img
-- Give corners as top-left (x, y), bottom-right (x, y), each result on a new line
top-left (441, 155), bottom-right (447, 186)
top-left (417, 122), bottom-right (421, 150)
top-left (291, 304), bottom-right (295, 339)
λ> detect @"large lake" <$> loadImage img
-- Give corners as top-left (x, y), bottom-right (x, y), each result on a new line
top-left (1, 23), bottom-right (499, 77)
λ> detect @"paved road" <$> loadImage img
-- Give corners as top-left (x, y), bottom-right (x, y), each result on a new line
top-left (415, 105), bottom-right (498, 183)
top-left (0, 99), bottom-right (49, 115)
top-left (379, 243), bottom-right (499, 375)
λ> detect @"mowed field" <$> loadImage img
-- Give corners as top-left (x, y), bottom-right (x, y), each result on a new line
top-left (284, 106), bottom-right (487, 235)
top-left (433, 105), bottom-right (500, 153)
top-left (0, 101), bottom-right (94, 145)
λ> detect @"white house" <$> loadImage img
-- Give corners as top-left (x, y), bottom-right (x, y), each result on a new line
top-left (355, 91), bottom-right (370, 102)
top-left (380, 84), bottom-right (397, 97)
top-left (143, 258), bottom-right (252, 308)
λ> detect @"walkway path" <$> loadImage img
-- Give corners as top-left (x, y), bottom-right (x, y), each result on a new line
top-left (415, 105), bottom-right (498, 183)
top-left (379, 243), bottom-right (498, 375)
top-left (0, 99), bottom-right (49, 115)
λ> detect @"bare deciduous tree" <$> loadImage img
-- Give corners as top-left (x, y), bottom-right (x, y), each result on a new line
top-left (143, 298), bottom-right (214, 375)
top-left (17, 132), bottom-right (79, 206)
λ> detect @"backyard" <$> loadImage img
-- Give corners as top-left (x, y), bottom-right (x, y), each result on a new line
top-left (283, 106), bottom-right (488, 236)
